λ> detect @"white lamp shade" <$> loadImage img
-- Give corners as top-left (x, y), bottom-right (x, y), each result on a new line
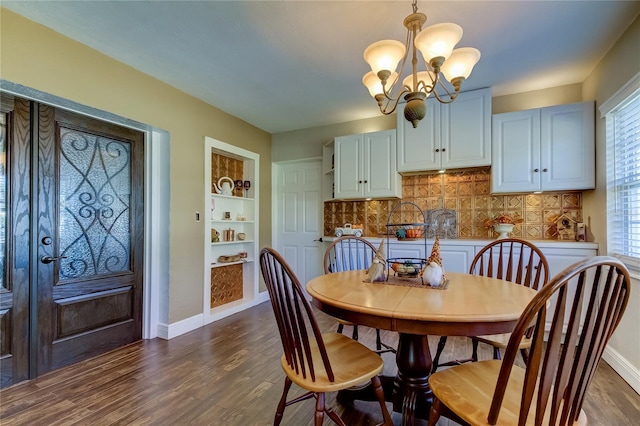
top-left (402, 71), bottom-right (435, 94)
top-left (363, 40), bottom-right (406, 75)
top-left (414, 23), bottom-right (463, 62)
top-left (363, 71), bottom-right (398, 97)
top-left (440, 47), bottom-right (481, 80)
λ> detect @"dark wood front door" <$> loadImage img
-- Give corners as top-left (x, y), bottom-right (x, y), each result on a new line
top-left (0, 97), bottom-right (144, 387)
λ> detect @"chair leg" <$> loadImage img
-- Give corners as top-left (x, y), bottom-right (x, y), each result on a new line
top-left (376, 328), bottom-right (382, 351)
top-left (352, 325), bottom-right (359, 341)
top-left (274, 377), bottom-right (293, 426)
top-left (371, 375), bottom-right (393, 426)
top-left (325, 404), bottom-right (346, 426)
top-left (315, 392), bottom-right (325, 426)
top-left (431, 336), bottom-right (448, 373)
top-left (520, 348), bottom-right (529, 365)
top-left (471, 337), bottom-right (480, 362)
top-left (337, 323), bottom-right (344, 334)
top-left (493, 346), bottom-right (501, 360)
top-left (427, 397), bottom-right (443, 426)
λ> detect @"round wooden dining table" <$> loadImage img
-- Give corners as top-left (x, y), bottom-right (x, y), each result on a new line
top-left (306, 269), bottom-right (537, 425)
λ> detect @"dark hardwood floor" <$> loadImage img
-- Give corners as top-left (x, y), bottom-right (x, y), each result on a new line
top-left (1, 301), bottom-right (639, 425)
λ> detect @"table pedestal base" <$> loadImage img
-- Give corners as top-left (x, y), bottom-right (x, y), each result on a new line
top-left (336, 333), bottom-right (433, 426)
top-left (393, 333), bottom-right (433, 425)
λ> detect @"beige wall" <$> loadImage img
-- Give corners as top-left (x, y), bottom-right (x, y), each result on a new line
top-left (491, 83), bottom-right (582, 114)
top-left (582, 15), bottom-right (640, 371)
top-left (0, 9), bottom-right (272, 323)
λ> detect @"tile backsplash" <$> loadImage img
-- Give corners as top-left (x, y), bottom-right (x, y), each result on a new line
top-left (211, 153), bottom-right (244, 194)
top-left (324, 168), bottom-right (583, 240)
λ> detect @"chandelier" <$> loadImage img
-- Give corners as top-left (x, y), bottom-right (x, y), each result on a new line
top-left (362, 0), bottom-right (481, 128)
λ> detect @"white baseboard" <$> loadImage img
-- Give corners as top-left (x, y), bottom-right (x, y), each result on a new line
top-left (602, 345), bottom-right (640, 395)
top-left (157, 313), bottom-right (204, 340)
top-left (204, 292), bottom-right (270, 324)
top-left (156, 292), bottom-right (270, 340)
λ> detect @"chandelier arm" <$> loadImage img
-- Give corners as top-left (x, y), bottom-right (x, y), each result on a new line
top-left (379, 91), bottom-right (407, 115)
top-left (415, 68), bottom-right (439, 95)
top-left (431, 88), bottom-right (460, 104)
top-left (396, 26), bottom-right (414, 93)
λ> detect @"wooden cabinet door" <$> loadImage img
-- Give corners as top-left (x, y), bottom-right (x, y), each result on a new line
top-left (491, 109), bottom-right (541, 193)
top-left (540, 101), bottom-right (595, 191)
top-left (397, 100), bottom-right (440, 172)
top-left (441, 88), bottom-right (491, 169)
top-left (363, 130), bottom-right (400, 198)
top-left (334, 134), bottom-right (363, 199)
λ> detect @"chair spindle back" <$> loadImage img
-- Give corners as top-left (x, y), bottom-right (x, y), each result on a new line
top-left (470, 238), bottom-right (549, 290)
top-left (259, 247), bottom-right (334, 383)
top-left (324, 236), bottom-right (377, 274)
top-left (489, 256), bottom-right (630, 425)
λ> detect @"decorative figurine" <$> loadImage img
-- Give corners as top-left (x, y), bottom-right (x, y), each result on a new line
top-left (365, 240), bottom-right (386, 283)
top-left (422, 236), bottom-right (446, 287)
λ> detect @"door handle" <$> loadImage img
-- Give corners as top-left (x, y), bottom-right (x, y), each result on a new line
top-left (41, 255), bottom-right (67, 264)
top-left (314, 237), bottom-right (324, 242)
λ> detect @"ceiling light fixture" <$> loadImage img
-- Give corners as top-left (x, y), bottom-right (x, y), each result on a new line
top-left (362, 0), bottom-right (481, 128)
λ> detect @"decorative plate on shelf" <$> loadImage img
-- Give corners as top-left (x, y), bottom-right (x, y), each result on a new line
top-left (425, 209), bottom-right (457, 239)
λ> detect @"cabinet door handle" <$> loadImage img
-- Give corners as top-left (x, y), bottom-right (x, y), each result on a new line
top-left (441, 148), bottom-right (446, 152)
top-left (364, 180), bottom-right (368, 183)
top-left (358, 180), bottom-right (363, 184)
top-left (435, 148), bottom-right (440, 152)
top-left (543, 168), bottom-right (548, 172)
top-left (534, 168), bottom-right (540, 172)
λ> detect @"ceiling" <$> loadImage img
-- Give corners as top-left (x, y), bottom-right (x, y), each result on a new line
top-left (3, 1), bottom-right (639, 134)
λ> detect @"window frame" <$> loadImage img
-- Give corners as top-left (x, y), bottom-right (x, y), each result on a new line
top-left (602, 71), bottom-right (640, 274)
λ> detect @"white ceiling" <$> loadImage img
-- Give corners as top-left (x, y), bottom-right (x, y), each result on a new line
top-left (3, 1), bottom-right (639, 134)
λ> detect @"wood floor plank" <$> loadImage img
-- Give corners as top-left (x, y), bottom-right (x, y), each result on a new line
top-left (0, 301), bottom-right (638, 425)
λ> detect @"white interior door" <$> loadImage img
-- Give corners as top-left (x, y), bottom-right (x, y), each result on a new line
top-left (274, 160), bottom-right (323, 296)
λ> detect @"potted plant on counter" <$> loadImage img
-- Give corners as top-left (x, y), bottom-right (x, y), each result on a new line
top-left (484, 213), bottom-right (524, 239)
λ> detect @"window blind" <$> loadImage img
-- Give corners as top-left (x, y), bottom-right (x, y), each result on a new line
top-left (606, 88), bottom-right (640, 270)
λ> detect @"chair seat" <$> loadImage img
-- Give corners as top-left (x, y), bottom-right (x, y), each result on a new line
top-left (429, 360), bottom-right (587, 426)
top-left (475, 333), bottom-right (532, 350)
top-left (281, 332), bottom-right (384, 393)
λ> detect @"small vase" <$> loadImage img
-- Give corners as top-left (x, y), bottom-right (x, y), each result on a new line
top-left (493, 223), bottom-right (515, 239)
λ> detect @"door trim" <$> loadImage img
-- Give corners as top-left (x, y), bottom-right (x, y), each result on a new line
top-left (1, 79), bottom-right (169, 339)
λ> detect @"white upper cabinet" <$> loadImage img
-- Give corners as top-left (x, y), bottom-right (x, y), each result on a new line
top-left (334, 129), bottom-right (401, 199)
top-left (491, 101), bottom-right (595, 193)
top-left (397, 87), bottom-right (491, 173)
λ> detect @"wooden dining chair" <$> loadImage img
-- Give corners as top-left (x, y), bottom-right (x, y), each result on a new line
top-left (431, 238), bottom-right (549, 372)
top-left (427, 256), bottom-right (631, 426)
top-left (259, 247), bottom-right (393, 426)
top-left (324, 236), bottom-right (396, 354)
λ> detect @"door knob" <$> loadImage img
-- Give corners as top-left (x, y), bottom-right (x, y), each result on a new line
top-left (41, 255), bottom-right (67, 264)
